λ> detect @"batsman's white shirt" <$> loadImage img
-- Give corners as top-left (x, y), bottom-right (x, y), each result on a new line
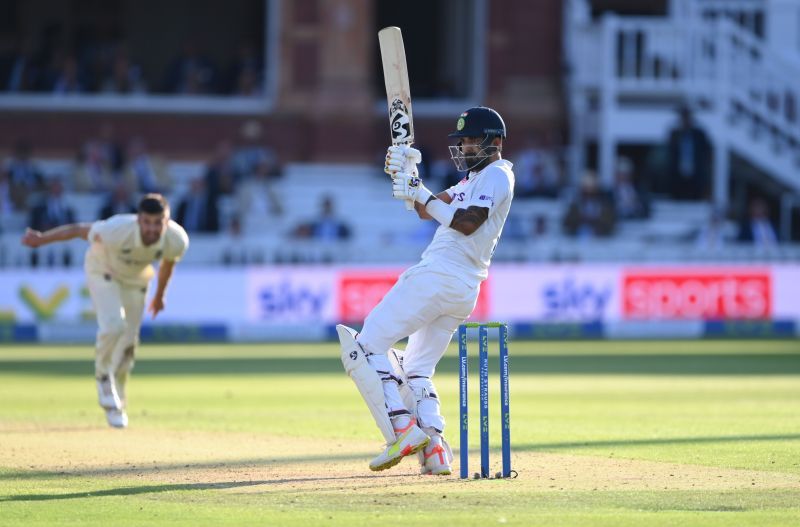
top-left (423, 159), bottom-right (514, 283)
top-left (85, 214), bottom-right (189, 286)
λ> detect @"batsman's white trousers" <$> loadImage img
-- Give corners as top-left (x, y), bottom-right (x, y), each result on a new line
top-left (86, 273), bottom-right (146, 379)
top-left (358, 261), bottom-right (479, 398)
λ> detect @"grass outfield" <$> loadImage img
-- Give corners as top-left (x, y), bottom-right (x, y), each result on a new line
top-left (0, 340), bottom-right (799, 526)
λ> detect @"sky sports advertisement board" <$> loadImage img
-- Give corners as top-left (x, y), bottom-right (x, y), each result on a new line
top-left (0, 264), bottom-right (798, 339)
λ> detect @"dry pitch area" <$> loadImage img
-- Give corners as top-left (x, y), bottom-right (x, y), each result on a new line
top-left (1, 341), bottom-right (799, 526)
top-left (4, 427), bottom-right (800, 491)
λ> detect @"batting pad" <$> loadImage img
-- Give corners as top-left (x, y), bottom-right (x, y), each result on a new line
top-left (337, 325), bottom-right (396, 444)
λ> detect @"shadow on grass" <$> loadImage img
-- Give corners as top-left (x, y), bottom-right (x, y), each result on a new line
top-left (1, 354), bottom-right (800, 376)
top-left (514, 433), bottom-right (800, 451)
top-left (1, 450), bottom-right (380, 481)
top-left (1, 473), bottom-right (398, 502)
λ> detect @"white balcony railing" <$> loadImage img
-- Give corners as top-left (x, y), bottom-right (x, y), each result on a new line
top-left (566, 1), bottom-right (800, 196)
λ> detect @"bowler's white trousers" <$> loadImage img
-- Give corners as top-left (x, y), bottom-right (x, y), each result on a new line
top-left (86, 272), bottom-right (146, 385)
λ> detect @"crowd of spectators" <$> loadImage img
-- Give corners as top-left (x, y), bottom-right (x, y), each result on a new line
top-left (0, 119), bottom-right (293, 266)
top-left (0, 105), bottom-right (788, 268)
top-left (0, 37), bottom-right (264, 97)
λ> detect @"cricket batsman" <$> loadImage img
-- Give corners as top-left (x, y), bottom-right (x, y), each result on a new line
top-left (337, 107), bottom-right (514, 474)
top-left (21, 193), bottom-right (189, 428)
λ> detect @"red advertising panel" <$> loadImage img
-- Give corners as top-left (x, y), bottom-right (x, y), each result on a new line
top-left (339, 270), bottom-right (402, 323)
top-left (623, 268), bottom-right (772, 319)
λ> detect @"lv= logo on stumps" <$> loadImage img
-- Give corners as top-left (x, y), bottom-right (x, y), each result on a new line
top-left (458, 322), bottom-right (514, 479)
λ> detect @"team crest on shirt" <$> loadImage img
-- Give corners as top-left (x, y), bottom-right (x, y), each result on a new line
top-left (155, 250), bottom-right (163, 259)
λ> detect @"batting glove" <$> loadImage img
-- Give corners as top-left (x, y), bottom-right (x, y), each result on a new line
top-left (392, 172), bottom-right (433, 204)
top-left (384, 146), bottom-right (422, 177)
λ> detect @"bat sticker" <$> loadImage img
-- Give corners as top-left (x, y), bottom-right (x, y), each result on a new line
top-left (389, 98), bottom-right (411, 142)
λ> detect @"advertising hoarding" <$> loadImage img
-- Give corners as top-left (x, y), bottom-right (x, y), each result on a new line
top-left (0, 264), bottom-right (798, 329)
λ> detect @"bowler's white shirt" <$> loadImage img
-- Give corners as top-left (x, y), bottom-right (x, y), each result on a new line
top-left (85, 214), bottom-right (189, 286)
top-left (420, 159), bottom-right (514, 283)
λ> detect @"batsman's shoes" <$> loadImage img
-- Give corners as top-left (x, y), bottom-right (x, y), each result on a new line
top-left (369, 420), bottom-right (430, 472)
top-left (420, 435), bottom-right (453, 476)
top-left (96, 375), bottom-right (122, 410)
top-left (105, 408), bottom-right (128, 428)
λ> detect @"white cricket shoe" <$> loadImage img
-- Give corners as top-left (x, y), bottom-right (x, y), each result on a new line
top-left (369, 416), bottom-right (430, 472)
top-left (105, 408), bottom-right (128, 428)
top-left (419, 434), bottom-right (453, 476)
top-left (96, 375), bottom-right (122, 410)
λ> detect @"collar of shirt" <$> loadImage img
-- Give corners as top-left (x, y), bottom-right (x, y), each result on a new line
top-left (467, 159), bottom-right (513, 181)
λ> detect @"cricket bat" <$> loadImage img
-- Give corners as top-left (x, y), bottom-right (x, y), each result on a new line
top-left (378, 26), bottom-right (415, 211)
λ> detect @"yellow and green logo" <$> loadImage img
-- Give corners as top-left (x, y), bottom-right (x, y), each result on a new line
top-left (19, 285), bottom-right (69, 320)
top-left (456, 117), bottom-right (465, 131)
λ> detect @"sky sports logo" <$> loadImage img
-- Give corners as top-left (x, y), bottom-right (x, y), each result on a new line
top-left (622, 270), bottom-right (772, 319)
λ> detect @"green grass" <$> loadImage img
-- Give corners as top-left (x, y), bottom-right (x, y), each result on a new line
top-left (0, 340), bottom-right (799, 526)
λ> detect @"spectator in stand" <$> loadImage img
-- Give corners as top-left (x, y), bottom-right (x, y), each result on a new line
top-left (175, 176), bottom-right (219, 233)
top-left (514, 131), bottom-right (560, 198)
top-left (737, 198), bottom-right (778, 249)
top-left (97, 123), bottom-right (126, 173)
top-left (4, 139), bottom-right (44, 211)
top-left (100, 48), bottom-right (146, 94)
top-left (237, 157), bottom-right (283, 219)
top-left (98, 181), bottom-right (137, 220)
top-left (232, 119), bottom-right (279, 180)
top-left (563, 171), bottom-right (616, 238)
top-left (612, 156), bottom-right (650, 220)
top-left (122, 137), bottom-right (171, 194)
top-left (533, 214), bottom-right (549, 238)
top-left (234, 67), bottom-right (262, 97)
top-left (222, 215), bottom-right (248, 266)
top-left (29, 178), bottom-right (75, 231)
top-left (225, 42), bottom-right (263, 96)
top-left (163, 40), bottom-right (217, 94)
top-left (204, 140), bottom-right (237, 199)
top-left (74, 140), bottom-right (116, 193)
top-left (666, 103), bottom-right (711, 201)
top-left (292, 195), bottom-right (351, 241)
top-left (2, 36), bottom-right (43, 92)
top-left (50, 53), bottom-right (84, 94)
top-left (28, 178), bottom-right (76, 266)
top-left (0, 169), bottom-right (14, 227)
top-left (694, 206), bottom-right (731, 251)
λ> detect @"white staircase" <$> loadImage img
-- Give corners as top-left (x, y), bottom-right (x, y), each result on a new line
top-left (565, 0), bottom-right (800, 206)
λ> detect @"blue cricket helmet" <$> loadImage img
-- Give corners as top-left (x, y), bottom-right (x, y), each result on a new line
top-left (448, 106), bottom-right (507, 139)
